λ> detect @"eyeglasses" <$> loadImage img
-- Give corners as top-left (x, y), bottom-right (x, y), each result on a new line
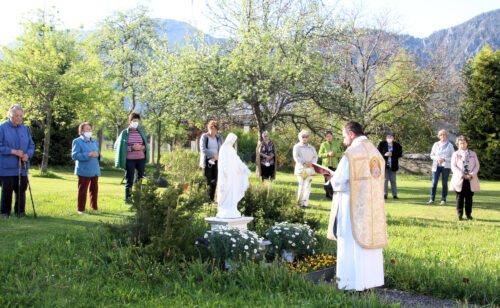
top-left (302, 136), bottom-right (309, 138)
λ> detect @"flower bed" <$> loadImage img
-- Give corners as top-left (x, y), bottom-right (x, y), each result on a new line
top-left (200, 226), bottom-right (261, 261)
top-left (265, 222), bottom-right (318, 260)
top-left (288, 254), bottom-right (336, 283)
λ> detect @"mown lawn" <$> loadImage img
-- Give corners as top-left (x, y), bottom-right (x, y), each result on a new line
top-left (0, 165), bottom-right (498, 306)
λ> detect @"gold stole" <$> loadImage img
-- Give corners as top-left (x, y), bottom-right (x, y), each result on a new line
top-left (327, 140), bottom-right (388, 249)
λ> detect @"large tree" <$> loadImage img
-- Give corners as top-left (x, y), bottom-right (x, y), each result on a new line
top-left (0, 11), bottom-right (103, 173)
top-left (459, 45), bottom-right (500, 179)
top-left (89, 6), bottom-right (160, 140)
top-left (179, 0), bottom-right (339, 139)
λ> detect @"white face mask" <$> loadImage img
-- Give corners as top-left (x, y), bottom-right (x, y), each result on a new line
top-left (386, 138), bottom-right (394, 144)
top-left (83, 132), bottom-right (92, 139)
top-left (130, 121), bottom-right (139, 129)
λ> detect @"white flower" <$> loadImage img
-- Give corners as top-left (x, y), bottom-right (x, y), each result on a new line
top-left (275, 245), bottom-right (278, 248)
top-left (195, 241), bottom-right (199, 245)
top-left (292, 235), bottom-right (295, 238)
top-left (232, 244), bottom-right (236, 247)
top-left (204, 234), bottom-right (208, 239)
top-left (288, 240), bottom-right (292, 244)
top-left (295, 232), bottom-right (299, 235)
top-left (307, 245), bottom-right (310, 249)
top-left (244, 245), bottom-right (249, 250)
top-left (254, 249), bottom-right (257, 253)
top-left (292, 243), bottom-right (296, 247)
top-left (231, 238), bottom-right (236, 243)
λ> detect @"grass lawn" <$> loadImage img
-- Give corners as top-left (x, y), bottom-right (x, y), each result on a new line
top-left (0, 163), bottom-right (498, 306)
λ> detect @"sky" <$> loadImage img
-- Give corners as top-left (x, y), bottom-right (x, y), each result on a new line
top-left (0, 0), bottom-right (498, 45)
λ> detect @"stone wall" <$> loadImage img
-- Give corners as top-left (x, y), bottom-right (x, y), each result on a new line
top-left (399, 154), bottom-right (432, 175)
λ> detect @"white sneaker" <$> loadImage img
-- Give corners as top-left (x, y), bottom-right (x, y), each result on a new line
top-left (440, 201), bottom-right (446, 205)
top-left (426, 200), bottom-right (434, 205)
top-left (78, 211), bottom-right (85, 215)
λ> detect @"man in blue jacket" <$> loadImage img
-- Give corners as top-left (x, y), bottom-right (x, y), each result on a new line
top-left (0, 105), bottom-right (35, 218)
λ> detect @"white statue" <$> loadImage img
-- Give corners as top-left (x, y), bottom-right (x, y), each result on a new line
top-left (216, 133), bottom-right (251, 218)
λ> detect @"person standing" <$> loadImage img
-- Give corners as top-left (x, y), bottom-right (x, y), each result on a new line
top-left (377, 132), bottom-right (403, 199)
top-left (327, 121), bottom-right (388, 291)
top-left (72, 122), bottom-right (100, 214)
top-left (293, 130), bottom-right (318, 208)
top-left (256, 131), bottom-right (276, 181)
top-left (450, 135), bottom-right (480, 220)
top-left (115, 113), bottom-right (149, 204)
top-left (318, 130), bottom-right (342, 200)
top-left (199, 120), bottom-right (224, 201)
top-left (0, 105), bottom-right (35, 218)
top-left (428, 129), bottom-right (454, 205)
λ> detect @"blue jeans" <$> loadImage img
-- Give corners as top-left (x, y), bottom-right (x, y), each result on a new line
top-left (430, 167), bottom-right (450, 202)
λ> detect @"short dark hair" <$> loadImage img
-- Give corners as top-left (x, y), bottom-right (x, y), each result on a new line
top-left (325, 130), bottom-right (333, 136)
top-left (78, 122), bottom-right (92, 135)
top-left (129, 112), bottom-right (141, 122)
top-left (386, 132), bottom-right (394, 138)
top-left (344, 121), bottom-right (364, 136)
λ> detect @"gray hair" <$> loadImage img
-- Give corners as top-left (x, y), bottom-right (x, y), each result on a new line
top-left (261, 131), bottom-right (269, 138)
top-left (8, 104), bottom-right (24, 118)
top-left (298, 130), bottom-right (309, 140)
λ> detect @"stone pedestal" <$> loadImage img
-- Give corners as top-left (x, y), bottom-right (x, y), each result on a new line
top-left (205, 216), bottom-right (254, 231)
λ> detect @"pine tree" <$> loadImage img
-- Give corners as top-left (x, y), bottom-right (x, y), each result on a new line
top-left (459, 45), bottom-right (500, 179)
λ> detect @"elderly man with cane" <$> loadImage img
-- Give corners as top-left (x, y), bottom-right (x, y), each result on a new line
top-left (0, 105), bottom-right (35, 218)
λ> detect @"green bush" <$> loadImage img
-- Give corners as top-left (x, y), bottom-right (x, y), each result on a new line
top-left (233, 128), bottom-right (258, 163)
top-left (265, 222), bottom-right (318, 258)
top-left (109, 180), bottom-right (210, 261)
top-left (238, 183), bottom-right (320, 236)
top-left (161, 149), bottom-right (205, 187)
top-left (202, 226), bottom-right (261, 261)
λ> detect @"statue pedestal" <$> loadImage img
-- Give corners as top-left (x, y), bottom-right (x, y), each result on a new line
top-left (205, 216), bottom-right (254, 231)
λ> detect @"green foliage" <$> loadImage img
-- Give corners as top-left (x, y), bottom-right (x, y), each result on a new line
top-left (372, 50), bottom-right (436, 152)
top-left (161, 149), bottom-right (205, 187)
top-left (0, 10), bottom-right (106, 172)
top-left (202, 226), bottom-right (261, 261)
top-left (233, 128), bottom-right (258, 162)
top-left (265, 223), bottom-right (318, 258)
top-left (110, 180), bottom-right (208, 261)
top-left (238, 183), bottom-right (320, 236)
top-left (459, 45), bottom-right (500, 179)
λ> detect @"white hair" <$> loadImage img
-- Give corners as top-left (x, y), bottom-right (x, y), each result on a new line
top-left (8, 104), bottom-right (24, 118)
top-left (298, 130), bottom-right (309, 141)
top-left (261, 131), bottom-right (269, 138)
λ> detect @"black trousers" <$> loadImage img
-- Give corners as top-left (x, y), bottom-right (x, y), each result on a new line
top-left (1, 176), bottom-right (28, 216)
top-left (125, 159), bottom-right (146, 200)
top-left (204, 159), bottom-right (218, 201)
top-left (323, 166), bottom-right (336, 199)
top-left (260, 164), bottom-right (275, 180)
top-left (456, 179), bottom-right (474, 218)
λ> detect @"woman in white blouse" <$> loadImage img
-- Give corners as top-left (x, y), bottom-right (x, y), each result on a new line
top-left (428, 129), bottom-right (455, 205)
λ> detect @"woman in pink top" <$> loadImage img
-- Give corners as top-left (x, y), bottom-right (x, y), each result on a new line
top-left (450, 135), bottom-right (480, 220)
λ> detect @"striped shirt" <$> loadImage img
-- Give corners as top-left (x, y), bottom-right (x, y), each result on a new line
top-left (126, 129), bottom-right (145, 160)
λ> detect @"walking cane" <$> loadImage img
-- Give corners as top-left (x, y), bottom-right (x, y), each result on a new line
top-left (17, 158), bottom-right (21, 217)
top-left (24, 161), bottom-right (37, 218)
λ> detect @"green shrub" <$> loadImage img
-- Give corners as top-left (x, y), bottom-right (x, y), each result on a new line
top-left (201, 226), bottom-right (261, 261)
top-left (233, 128), bottom-right (258, 163)
top-left (161, 149), bottom-right (205, 187)
top-left (238, 183), bottom-right (320, 236)
top-left (109, 180), bottom-right (210, 261)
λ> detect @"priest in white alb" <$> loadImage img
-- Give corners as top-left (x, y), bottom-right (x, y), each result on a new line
top-left (327, 121), bottom-right (388, 291)
top-left (216, 133), bottom-right (251, 219)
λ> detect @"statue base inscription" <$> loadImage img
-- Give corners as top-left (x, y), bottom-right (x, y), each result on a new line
top-left (205, 216), bottom-right (254, 231)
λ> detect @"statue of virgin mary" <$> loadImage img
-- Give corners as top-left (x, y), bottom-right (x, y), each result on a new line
top-left (216, 133), bottom-right (251, 218)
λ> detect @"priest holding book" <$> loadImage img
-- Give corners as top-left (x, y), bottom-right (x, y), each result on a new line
top-left (327, 121), bottom-right (388, 291)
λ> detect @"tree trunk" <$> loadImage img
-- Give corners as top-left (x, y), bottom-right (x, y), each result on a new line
top-left (155, 121), bottom-right (162, 175)
top-left (97, 129), bottom-right (103, 153)
top-left (149, 134), bottom-right (155, 164)
top-left (41, 107), bottom-right (52, 174)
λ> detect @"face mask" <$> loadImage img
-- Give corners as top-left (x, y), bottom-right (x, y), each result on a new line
top-left (83, 132), bottom-right (92, 139)
top-left (130, 122), bottom-right (139, 129)
top-left (386, 138), bottom-right (394, 143)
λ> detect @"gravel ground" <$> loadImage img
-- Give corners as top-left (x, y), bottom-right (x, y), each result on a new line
top-left (371, 288), bottom-right (477, 307)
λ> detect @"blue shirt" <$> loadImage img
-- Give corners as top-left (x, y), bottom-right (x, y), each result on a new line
top-left (0, 120), bottom-right (35, 176)
top-left (72, 136), bottom-right (101, 177)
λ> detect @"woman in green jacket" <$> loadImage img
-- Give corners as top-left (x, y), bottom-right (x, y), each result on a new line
top-left (318, 130), bottom-right (342, 200)
top-left (114, 113), bottom-right (149, 204)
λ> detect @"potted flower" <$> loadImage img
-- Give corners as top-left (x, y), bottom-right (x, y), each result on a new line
top-left (288, 254), bottom-right (336, 283)
top-left (265, 222), bottom-right (318, 262)
top-left (201, 226), bottom-right (261, 269)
